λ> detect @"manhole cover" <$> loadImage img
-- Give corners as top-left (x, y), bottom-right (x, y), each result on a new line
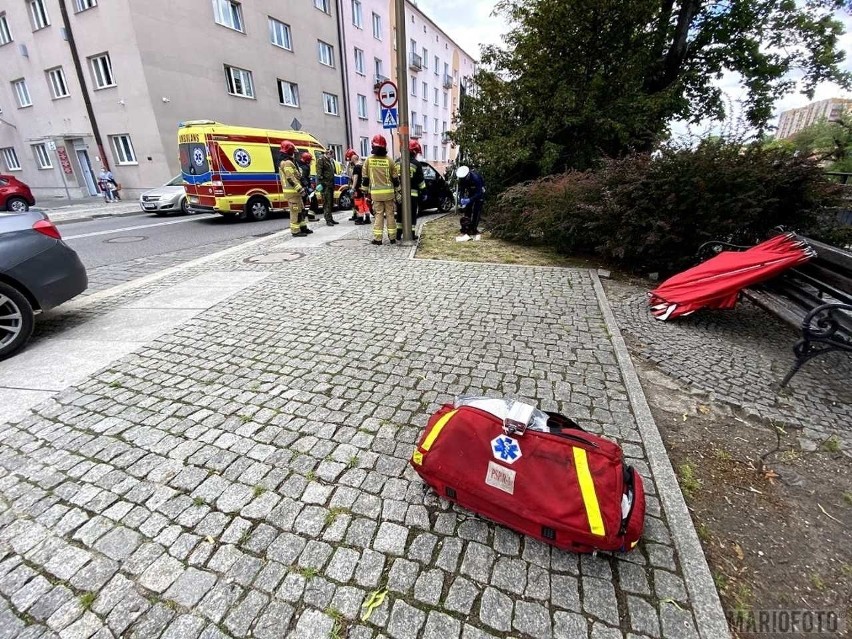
top-left (243, 251), bottom-right (304, 264)
top-left (104, 235), bottom-right (147, 243)
top-left (328, 239), bottom-right (368, 248)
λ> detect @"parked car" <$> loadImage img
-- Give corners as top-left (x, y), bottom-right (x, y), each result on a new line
top-left (419, 162), bottom-right (455, 213)
top-left (0, 210), bottom-right (88, 360)
top-left (0, 175), bottom-right (36, 212)
top-left (139, 175), bottom-right (189, 216)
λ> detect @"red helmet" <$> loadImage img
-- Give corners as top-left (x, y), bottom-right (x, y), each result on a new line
top-left (408, 140), bottom-right (422, 155)
top-left (371, 134), bottom-right (387, 149)
top-left (345, 148), bottom-right (358, 161)
top-left (300, 152), bottom-right (312, 164)
top-left (279, 140), bottom-right (296, 155)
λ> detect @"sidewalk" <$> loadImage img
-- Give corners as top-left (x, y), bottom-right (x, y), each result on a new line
top-left (36, 198), bottom-right (143, 224)
top-left (0, 222), bottom-right (728, 639)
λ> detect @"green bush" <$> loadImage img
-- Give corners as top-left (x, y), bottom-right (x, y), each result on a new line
top-left (487, 141), bottom-right (846, 273)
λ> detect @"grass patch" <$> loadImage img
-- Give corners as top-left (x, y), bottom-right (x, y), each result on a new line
top-left (79, 592), bottom-right (96, 610)
top-left (325, 507), bottom-right (350, 527)
top-left (253, 485), bottom-right (266, 498)
top-left (713, 449), bottom-right (732, 462)
top-left (192, 496), bottom-right (204, 507)
top-left (347, 455), bottom-right (360, 469)
top-left (306, 470), bottom-right (317, 482)
top-left (843, 492), bottom-right (852, 506)
top-left (415, 214), bottom-right (590, 267)
top-left (326, 607), bottom-right (347, 639)
top-left (696, 522), bottom-right (711, 542)
top-left (238, 414), bottom-right (252, 424)
top-left (294, 566), bottom-right (318, 580)
top-left (677, 462), bottom-right (702, 500)
top-left (822, 436), bottom-right (841, 453)
top-left (108, 380), bottom-right (123, 389)
top-left (810, 573), bottom-right (826, 591)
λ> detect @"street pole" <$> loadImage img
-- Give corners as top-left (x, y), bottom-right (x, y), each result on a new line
top-left (394, 0), bottom-right (412, 242)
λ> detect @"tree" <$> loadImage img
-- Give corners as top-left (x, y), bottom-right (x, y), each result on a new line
top-left (454, 0), bottom-right (851, 190)
top-left (790, 117), bottom-right (852, 172)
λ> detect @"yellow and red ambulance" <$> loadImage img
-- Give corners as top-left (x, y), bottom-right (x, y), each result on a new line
top-left (178, 121), bottom-right (352, 221)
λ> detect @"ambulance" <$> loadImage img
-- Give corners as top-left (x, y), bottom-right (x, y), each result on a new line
top-left (178, 121), bottom-right (352, 221)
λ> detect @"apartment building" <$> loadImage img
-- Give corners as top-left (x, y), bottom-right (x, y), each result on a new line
top-left (0, 0), bottom-right (473, 202)
top-left (776, 98), bottom-right (852, 140)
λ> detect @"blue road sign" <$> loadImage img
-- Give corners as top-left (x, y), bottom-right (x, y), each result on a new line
top-left (381, 107), bottom-right (399, 130)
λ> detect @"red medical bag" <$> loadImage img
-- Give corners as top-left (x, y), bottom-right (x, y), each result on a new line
top-left (411, 404), bottom-right (645, 553)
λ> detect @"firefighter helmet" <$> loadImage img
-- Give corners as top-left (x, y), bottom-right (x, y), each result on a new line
top-left (279, 140), bottom-right (296, 155)
top-left (345, 148), bottom-right (358, 161)
top-left (409, 140), bottom-right (422, 155)
top-left (371, 134), bottom-right (387, 149)
top-left (456, 165), bottom-right (470, 179)
top-left (300, 152), bottom-right (312, 164)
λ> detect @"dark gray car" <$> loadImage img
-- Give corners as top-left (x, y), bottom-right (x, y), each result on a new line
top-left (0, 210), bottom-right (88, 360)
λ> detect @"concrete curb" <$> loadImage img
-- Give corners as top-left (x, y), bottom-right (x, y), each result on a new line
top-left (590, 271), bottom-right (731, 639)
top-left (51, 209), bottom-right (150, 225)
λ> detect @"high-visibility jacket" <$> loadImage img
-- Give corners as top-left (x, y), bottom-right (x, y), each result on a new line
top-left (279, 158), bottom-right (302, 197)
top-left (409, 160), bottom-right (426, 197)
top-left (363, 154), bottom-right (399, 202)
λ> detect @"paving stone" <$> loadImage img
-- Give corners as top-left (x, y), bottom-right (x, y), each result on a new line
top-left (491, 557), bottom-right (527, 595)
top-left (354, 549), bottom-right (385, 588)
top-left (126, 603), bottom-right (175, 639)
top-left (224, 589), bottom-right (268, 637)
top-left (266, 533), bottom-right (307, 565)
top-left (11, 575), bottom-right (53, 612)
top-left (654, 569), bottom-right (688, 603)
top-left (253, 600), bottom-right (295, 639)
top-left (513, 600), bottom-right (552, 639)
top-left (373, 522), bottom-right (408, 556)
top-left (330, 585), bottom-right (366, 619)
top-left (58, 610), bottom-right (102, 639)
top-left (479, 586), bottom-right (513, 632)
top-left (660, 603), bottom-right (700, 639)
top-left (492, 528), bottom-right (521, 556)
top-left (197, 581), bottom-right (243, 624)
top-left (582, 576), bottom-right (621, 627)
top-left (163, 568), bottom-right (217, 607)
top-left (387, 600), bottom-right (426, 639)
top-left (462, 624), bottom-right (500, 639)
top-left (161, 614), bottom-right (206, 639)
top-left (619, 561), bottom-right (651, 595)
top-left (139, 554), bottom-right (184, 593)
top-left (94, 526), bottom-right (141, 560)
top-left (29, 585), bottom-right (74, 622)
top-left (413, 568), bottom-right (444, 606)
top-left (69, 556), bottom-right (119, 592)
top-left (387, 558), bottom-right (419, 593)
top-left (408, 533), bottom-right (437, 564)
top-left (253, 561), bottom-right (288, 593)
top-left (298, 540), bottom-right (333, 570)
top-left (590, 621), bottom-right (623, 639)
top-left (104, 588), bottom-right (150, 635)
top-left (460, 542), bottom-right (495, 583)
top-left (645, 543), bottom-right (676, 571)
top-left (444, 576), bottom-right (478, 615)
top-left (91, 574), bottom-right (134, 616)
top-left (275, 572), bottom-right (306, 603)
top-left (627, 595), bottom-right (661, 637)
top-left (554, 611), bottom-right (589, 638)
top-left (43, 545), bottom-right (92, 581)
top-left (290, 608), bottom-right (335, 639)
top-left (326, 547), bottom-right (360, 583)
top-left (423, 611), bottom-right (462, 639)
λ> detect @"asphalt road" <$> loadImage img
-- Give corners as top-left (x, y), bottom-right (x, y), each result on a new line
top-left (59, 210), bottom-right (296, 269)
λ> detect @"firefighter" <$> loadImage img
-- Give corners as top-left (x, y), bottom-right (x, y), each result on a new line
top-left (362, 134), bottom-right (399, 245)
top-left (316, 148), bottom-right (337, 226)
top-left (397, 139), bottom-right (426, 241)
top-left (279, 140), bottom-right (311, 237)
top-left (346, 148), bottom-right (371, 226)
top-left (457, 165), bottom-right (485, 235)
top-left (297, 151), bottom-right (318, 222)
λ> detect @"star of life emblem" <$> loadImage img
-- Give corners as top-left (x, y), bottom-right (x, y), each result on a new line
top-left (491, 435), bottom-right (522, 464)
top-left (193, 148), bottom-right (205, 166)
top-left (233, 148), bottom-right (251, 167)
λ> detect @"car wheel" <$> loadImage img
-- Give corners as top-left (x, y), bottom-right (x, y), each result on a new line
top-left (439, 195), bottom-right (454, 212)
top-left (0, 282), bottom-right (35, 361)
top-left (181, 197), bottom-right (190, 215)
top-left (246, 198), bottom-right (270, 222)
top-left (6, 197), bottom-right (29, 213)
top-left (337, 192), bottom-right (353, 211)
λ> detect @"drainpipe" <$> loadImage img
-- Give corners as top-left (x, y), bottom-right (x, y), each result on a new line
top-left (335, 0), bottom-right (353, 149)
top-left (58, 0), bottom-right (109, 170)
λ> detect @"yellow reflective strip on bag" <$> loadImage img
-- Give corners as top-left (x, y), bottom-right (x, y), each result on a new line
top-left (421, 409), bottom-right (458, 452)
top-left (573, 447), bottom-right (606, 537)
top-left (412, 450), bottom-right (423, 465)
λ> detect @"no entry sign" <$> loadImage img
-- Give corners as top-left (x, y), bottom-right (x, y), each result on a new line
top-left (377, 81), bottom-right (398, 109)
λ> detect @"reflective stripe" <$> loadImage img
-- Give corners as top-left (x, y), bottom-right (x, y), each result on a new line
top-left (573, 447), bottom-right (605, 537)
top-left (412, 450), bottom-right (423, 465)
top-left (422, 409), bottom-right (457, 450)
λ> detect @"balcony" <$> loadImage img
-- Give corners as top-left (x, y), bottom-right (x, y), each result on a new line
top-left (443, 74), bottom-right (453, 89)
top-left (409, 52), bottom-right (423, 71)
top-left (373, 74), bottom-right (389, 89)
top-left (412, 124), bottom-right (424, 137)
top-left (441, 131), bottom-right (451, 144)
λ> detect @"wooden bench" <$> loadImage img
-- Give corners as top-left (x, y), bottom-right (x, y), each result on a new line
top-left (697, 235), bottom-right (852, 387)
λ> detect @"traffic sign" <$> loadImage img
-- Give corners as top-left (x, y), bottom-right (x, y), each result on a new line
top-left (381, 107), bottom-right (399, 130)
top-left (377, 81), bottom-right (398, 109)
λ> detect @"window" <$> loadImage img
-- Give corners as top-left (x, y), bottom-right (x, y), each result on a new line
top-left (434, 55), bottom-right (439, 75)
top-left (411, 111), bottom-right (417, 127)
top-left (372, 12), bottom-right (382, 39)
top-left (33, 143), bottom-right (52, 169)
top-left (75, 0), bottom-right (97, 11)
top-left (410, 77), bottom-right (417, 96)
top-left (29, 0), bottom-right (49, 30)
top-left (47, 67), bottom-right (69, 99)
top-left (423, 146), bottom-right (428, 160)
top-left (314, 0), bottom-right (330, 14)
top-left (224, 65), bottom-right (254, 98)
top-left (444, 62), bottom-right (449, 76)
top-left (212, 0), bottom-right (243, 32)
top-left (90, 53), bottom-right (115, 89)
top-left (434, 118), bottom-right (439, 133)
top-left (422, 114), bottom-right (428, 132)
top-left (357, 94), bottom-right (368, 119)
top-left (1, 147), bottom-right (20, 171)
top-left (433, 146), bottom-right (438, 161)
top-left (442, 146), bottom-right (447, 162)
top-left (318, 41), bottom-right (334, 67)
top-left (443, 91), bottom-right (448, 108)
top-left (354, 48), bottom-right (365, 75)
top-left (374, 58), bottom-right (383, 78)
top-left (329, 144), bottom-right (343, 161)
top-left (422, 82), bottom-right (427, 101)
top-left (434, 88), bottom-right (439, 105)
top-left (442, 120), bottom-right (447, 134)
top-left (277, 79), bottom-right (299, 107)
top-left (269, 18), bottom-right (292, 50)
top-left (0, 13), bottom-right (12, 45)
top-left (110, 134), bottom-right (137, 165)
top-left (323, 92), bottom-right (339, 115)
top-left (352, 0), bottom-right (362, 28)
top-left (410, 38), bottom-right (417, 53)
top-left (12, 79), bottom-right (31, 107)
top-left (376, 100), bottom-right (382, 122)
top-left (422, 47), bottom-right (428, 66)
top-left (359, 136), bottom-right (369, 157)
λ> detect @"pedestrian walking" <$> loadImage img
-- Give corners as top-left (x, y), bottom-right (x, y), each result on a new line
top-left (362, 134), bottom-right (399, 245)
top-left (457, 165), bottom-right (485, 235)
top-left (316, 149), bottom-right (337, 226)
top-left (345, 149), bottom-right (371, 226)
top-left (98, 168), bottom-right (117, 203)
top-left (396, 140), bottom-right (426, 241)
top-left (297, 151), bottom-right (318, 222)
top-left (279, 140), bottom-right (312, 237)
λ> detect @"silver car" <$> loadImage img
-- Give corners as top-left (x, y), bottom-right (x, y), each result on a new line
top-left (139, 175), bottom-right (188, 216)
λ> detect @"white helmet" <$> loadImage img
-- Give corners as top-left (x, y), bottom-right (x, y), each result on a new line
top-left (456, 165), bottom-right (470, 179)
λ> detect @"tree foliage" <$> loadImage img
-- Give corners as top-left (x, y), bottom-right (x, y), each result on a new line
top-left (454, 0), bottom-right (851, 190)
top-left (790, 117), bottom-right (852, 172)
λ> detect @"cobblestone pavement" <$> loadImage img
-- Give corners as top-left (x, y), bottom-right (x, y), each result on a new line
top-left (0, 226), bottom-right (723, 638)
top-left (605, 279), bottom-right (852, 453)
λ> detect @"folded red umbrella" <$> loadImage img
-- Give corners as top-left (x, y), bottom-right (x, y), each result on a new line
top-left (648, 232), bottom-right (815, 320)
